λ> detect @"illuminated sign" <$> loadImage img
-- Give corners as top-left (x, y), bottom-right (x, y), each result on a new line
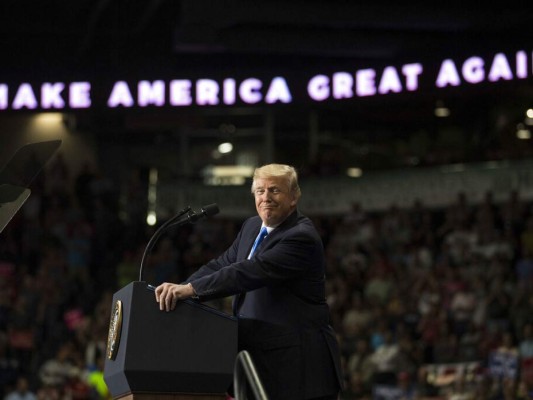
top-left (106, 77), bottom-right (292, 107)
top-left (0, 49), bottom-right (531, 112)
top-left (0, 82), bottom-right (91, 110)
top-left (307, 64), bottom-right (423, 100)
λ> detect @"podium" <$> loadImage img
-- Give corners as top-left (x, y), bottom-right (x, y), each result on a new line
top-left (104, 281), bottom-right (238, 400)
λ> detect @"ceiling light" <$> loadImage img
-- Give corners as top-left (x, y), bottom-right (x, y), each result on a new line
top-left (434, 100), bottom-right (450, 118)
top-left (218, 142), bottom-right (233, 154)
top-left (517, 128), bottom-right (531, 140)
top-left (346, 168), bottom-right (363, 178)
top-left (526, 109), bottom-right (533, 125)
top-left (146, 211), bottom-right (157, 226)
top-left (33, 112), bottom-right (63, 125)
top-left (202, 165), bottom-right (254, 186)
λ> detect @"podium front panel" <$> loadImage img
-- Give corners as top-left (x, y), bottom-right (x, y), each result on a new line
top-left (104, 282), bottom-right (237, 397)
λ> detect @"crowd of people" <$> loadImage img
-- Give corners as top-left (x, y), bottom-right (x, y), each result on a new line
top-left (325, 193), bottom-right (533, 399)
top-left (1, 155), bottom-right (533, 399)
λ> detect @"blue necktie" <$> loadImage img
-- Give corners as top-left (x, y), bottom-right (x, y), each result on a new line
top-left (248, 227), bottom-right (268, 259)
top-left (234, 227), bottom-right (269, 316)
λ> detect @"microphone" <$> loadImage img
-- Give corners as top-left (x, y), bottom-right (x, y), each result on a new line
top-left (138, 203), bottom-right (220, 282)
top-left (187, 203), bottom-right (220, 223)
top-left (166, 203), bottom-right (220, 227)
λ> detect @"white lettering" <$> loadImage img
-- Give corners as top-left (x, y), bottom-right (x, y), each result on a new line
top-left (41, 82), bottom-right (65, 109)
top-left (332, 72), bottom-right (353, 99)
top-left (516, 51), bottom-right (528, 78)
top-left (402, 63), bottom-right (423, 91)
top-left (462, 56), bottom-right (485, 84)
top-left (1, 50), bottom-right (529, 111)
top-left (0, 84), bottom-right (7, 110)
top-left (196, 79), bottom-right (219, 105)
top-left (223, 78), bottom-right (236, 105)
top-left (138, 80), bottom-right (165, 106)
top-left (239, 78), bottom-right (262, 104)
top-left (308, 75), bottom-right (330, 101)
top-left (265, 77), bottom-right (292, 104)
top-left (488, 53), bottom-right (513, 82)
top-left (108, 81), bottom-right (133, 107)
top-left (12, 83), bottom-right (38, 109)
top-left (356, 69), bottom-right (376, 96)
top-left (70, 82), bottom-right (91, 108)
top-left (378, 66), bottom-right (402, 94)
top-left (436, 59), bottom-right (461, 87)
top-left (170, 80), bottom-right (192, 106)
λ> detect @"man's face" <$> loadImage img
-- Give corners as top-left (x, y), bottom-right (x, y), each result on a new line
top-left (253, 176), bottom-right (297, 227)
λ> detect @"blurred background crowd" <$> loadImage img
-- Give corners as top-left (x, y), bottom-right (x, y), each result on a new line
top-left (1, 155), bottom-right (533, 400)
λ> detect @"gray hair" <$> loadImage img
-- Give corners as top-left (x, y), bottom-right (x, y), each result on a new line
top-left (251, 164), bottom-right (301, 200)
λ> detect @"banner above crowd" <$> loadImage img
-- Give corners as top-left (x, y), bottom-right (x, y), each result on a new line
top-left (0, 49), bottom-right (531, 112)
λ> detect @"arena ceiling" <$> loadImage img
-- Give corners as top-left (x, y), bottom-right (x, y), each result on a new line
top-left (1, 1), bottom-right (530, 70)
top-left (1, 1), bottom-right (532, 173)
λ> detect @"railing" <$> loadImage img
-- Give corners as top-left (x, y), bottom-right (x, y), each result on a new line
top-left (233, 350), bottom-right (269, 400)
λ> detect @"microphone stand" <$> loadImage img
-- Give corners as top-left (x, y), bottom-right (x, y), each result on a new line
top-left (138, 205), bottom-right (191, 282)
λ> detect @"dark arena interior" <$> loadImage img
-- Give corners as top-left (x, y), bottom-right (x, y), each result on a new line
top-left (1, 2), bottom-right (533, 399)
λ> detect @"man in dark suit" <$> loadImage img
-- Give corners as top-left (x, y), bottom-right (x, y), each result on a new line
top-left (155, 164), bottom-right (343, 399)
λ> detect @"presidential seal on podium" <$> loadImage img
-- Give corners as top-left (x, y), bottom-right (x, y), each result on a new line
top-left (107, 300), bottom-right (123, 361)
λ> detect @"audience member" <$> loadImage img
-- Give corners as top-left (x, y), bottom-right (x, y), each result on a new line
top-left (4, 376), bottom-right (36, 400)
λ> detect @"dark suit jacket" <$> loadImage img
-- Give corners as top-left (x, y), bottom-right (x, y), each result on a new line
top-left (187, 210), bottom-right (343, 399)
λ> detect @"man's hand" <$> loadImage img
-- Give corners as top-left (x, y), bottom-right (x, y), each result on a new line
top-left (155, 282), bottom-right (195, 311)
